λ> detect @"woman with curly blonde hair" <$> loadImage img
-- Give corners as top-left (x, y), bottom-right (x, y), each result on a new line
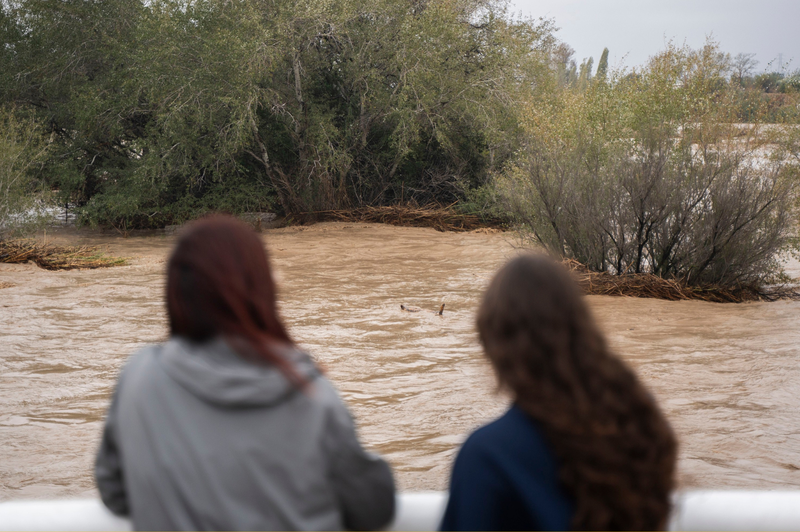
top-left (441, 254), bottom-right (677, 531)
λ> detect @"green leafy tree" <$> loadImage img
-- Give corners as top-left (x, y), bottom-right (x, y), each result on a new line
top-left (596, 47), bottom-right (609, 81)
top-left (577, 56), bottom-right (593, 91)
top-left (2, 0), bottom-right (556, 226)
top-left (0, 107), bottom-right (51, 237)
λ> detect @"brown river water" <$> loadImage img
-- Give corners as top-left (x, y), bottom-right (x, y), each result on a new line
top-left (2, 222), bottom-right (800, 500)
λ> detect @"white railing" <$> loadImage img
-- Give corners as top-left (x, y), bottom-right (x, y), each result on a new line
top-left (3, 490), bottom-right (800, 531)
top-left (0, 492), bottom-right (447, 532)
top-left (668, 491), bottom-right (800, 531)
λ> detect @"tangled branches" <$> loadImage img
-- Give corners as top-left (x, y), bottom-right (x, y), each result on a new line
top-left (0, 240), bottom-right (126, 270)
top-left (563, 259), bottom-right (800, 303)
top-left (294, 203), bottom-right (505, 232)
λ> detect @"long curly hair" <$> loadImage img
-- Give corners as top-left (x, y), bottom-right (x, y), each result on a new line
top-left (477, 254), bottom-right (677, 530)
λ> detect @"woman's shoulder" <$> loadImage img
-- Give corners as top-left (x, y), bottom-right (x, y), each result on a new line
top-left (114, 344), bottom-right (165, 387)
top-left (468, 405), bottom-right (543, 442)
top-left (447, 407), bottom-right (573, 532)
top-left (119, 344), bottom-right (163, 374)
top-left (460, 406), bottom-right (555, 466)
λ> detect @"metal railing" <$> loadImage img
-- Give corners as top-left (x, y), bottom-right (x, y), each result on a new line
top-left (3, 490), bottom-right (800, 531)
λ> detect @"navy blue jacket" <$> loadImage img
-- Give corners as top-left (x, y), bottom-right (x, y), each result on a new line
top-left (440, 405), bottom-right (574, 531)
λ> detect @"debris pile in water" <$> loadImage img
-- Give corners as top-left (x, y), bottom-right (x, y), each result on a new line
top-left (0, 239), bottom-right (126, 270)
top-left (295, 203), bottom-right (505, 232)
top-left (562, 259), bottom-right (799, 303)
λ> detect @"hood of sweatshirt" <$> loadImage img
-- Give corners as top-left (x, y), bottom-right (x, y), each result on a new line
top-left (158, 336), bottom-right (319, 407)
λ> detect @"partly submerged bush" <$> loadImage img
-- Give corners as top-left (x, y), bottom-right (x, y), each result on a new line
top-left (0, 107), bottom-right (53, 237)
top-left (499, 43), bottom-right (800, 289)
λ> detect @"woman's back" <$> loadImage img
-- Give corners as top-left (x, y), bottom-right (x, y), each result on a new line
top-left (440, 406), bottom-right (572, 531)
top-left (442, 254), bottom-right (676, 531)
top-left (97, 338), bottom-right (394, 531)
top-left (95, 216), bottom-right (395, 530)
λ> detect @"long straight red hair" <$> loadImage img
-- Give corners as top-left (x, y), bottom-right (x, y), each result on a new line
top-left (166, 215), bottom-right (302, 386)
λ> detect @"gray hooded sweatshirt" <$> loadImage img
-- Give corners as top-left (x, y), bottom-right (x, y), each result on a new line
top-left (95, 337), bottom-right (395, 531)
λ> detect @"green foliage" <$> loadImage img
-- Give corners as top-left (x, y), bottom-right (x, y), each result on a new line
top-left (1, 0), bottom-right (555, 227)
top-left (596, 47), bottom-right (609, 81)
top-left (247, 0), bottom-right (554, 212)
top-left (499, 42), bottom-right (800, 288)
top-left (0, 107), bottom-right (52, 237)
top-left (577, 56), bottom-right (594, 91)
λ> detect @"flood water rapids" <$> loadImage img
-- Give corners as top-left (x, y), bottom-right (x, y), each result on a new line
top-left (2, 222), bottom-right (800, 499)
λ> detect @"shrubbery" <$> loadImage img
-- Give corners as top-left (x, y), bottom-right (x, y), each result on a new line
top-left (499, 44), bottom-right (800, 289)
top-left (0, 107), bottom-right (52, 236)
top-left (3, 1), bottom-right (800, 294)
top-left (0, 0), bottom-right (553, 228)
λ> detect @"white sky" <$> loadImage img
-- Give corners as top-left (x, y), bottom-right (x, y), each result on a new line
top-left (508, 0), bottom-right (800, 74)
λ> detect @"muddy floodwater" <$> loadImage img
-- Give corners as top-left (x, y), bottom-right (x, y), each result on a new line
top-left (2, 222), bottom-right (800, 500)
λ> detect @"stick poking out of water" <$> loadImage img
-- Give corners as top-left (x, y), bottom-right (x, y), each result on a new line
top-left (401, 303), bottom-right (445, 315)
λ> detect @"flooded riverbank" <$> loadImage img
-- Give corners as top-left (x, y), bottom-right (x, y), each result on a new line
top-left (2, 222), bottom-right (800, 499)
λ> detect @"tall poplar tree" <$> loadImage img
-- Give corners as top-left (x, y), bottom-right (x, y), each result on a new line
top-left (596, 47), bottom-right (609, 80)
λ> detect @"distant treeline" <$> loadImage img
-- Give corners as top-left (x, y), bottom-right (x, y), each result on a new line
top-left (552, 45), bottom-right (800, 122)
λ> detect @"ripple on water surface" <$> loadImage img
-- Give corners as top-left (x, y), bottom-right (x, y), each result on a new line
top-left (2, 223), bottom-right (800, 498)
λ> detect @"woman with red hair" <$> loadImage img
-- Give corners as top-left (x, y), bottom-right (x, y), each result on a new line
top-left (95, 215), bottom-right (395, 531)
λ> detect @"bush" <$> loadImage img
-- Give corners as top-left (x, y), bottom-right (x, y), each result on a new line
top-left (0, 107), bottom-right (52, 237)
top-left (2, 0), bottom-right (554, 226)
top-left (499, 43), bottom-right (800, 289)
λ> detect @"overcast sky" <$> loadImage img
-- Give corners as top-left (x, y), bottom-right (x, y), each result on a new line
top-left (508, 0), bottom-right (800, 74)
